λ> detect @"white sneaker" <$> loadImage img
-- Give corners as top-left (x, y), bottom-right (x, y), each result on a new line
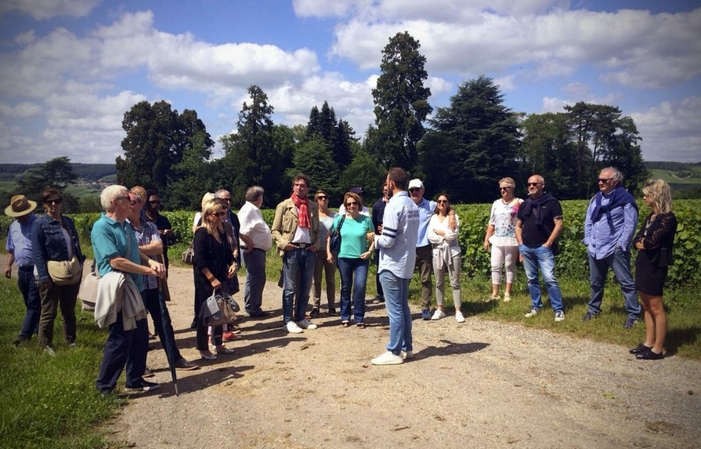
top-left (297, 319), bottom-right (317, 330)
top-left (455, 311), bottom-right (466, 323)
top-left (44, 346), bottom-right (56, 356)
top-left (401, 351), bottom-right (414, 360)
top-left (371, 351), bottom-right (404, 365)
top-left (554, 311), bottom-right (565, 322)
top-left (431, 309), bottom-right (446, 320)
top-left (285, 321), bottom-right (304, 333)
top-left (524, 308), bottom-right (539, 318)
top-left (503, 293), bottom-right (512, 302)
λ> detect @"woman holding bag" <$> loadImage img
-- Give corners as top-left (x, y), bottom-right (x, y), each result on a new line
top-left (193, 199), bottom-right (236, 360)
top-left (31, 188), bottom-right (85, 354)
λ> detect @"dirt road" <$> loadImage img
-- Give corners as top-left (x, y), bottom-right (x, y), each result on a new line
top-left (102, 265), bottom-right (700, 449)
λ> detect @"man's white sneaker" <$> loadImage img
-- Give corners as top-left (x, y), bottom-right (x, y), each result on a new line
top-left (297, 319), bottom-right (317, 330)
top-left (401, 351), bottom-right (414, 360)
top-left (455, 311), bottom-right (466, 323)
top-left (285, 321), bottom-right (304, 333)
top-left (503, 293), bottom-right (512, 302)
top-left (431, 309), bottom-right (446, 320)
top-left (554, 311), bottom-right (565, 322)
top-left (524, 308), bottom-right (539, 318)
top-left (371, 351), bottom-right (404, 365)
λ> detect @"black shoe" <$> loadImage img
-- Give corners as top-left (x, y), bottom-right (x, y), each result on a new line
top-left (175, 358), bottom-right (200, 371)
top-left (629, 343), bottom-right (652, 355)
top-left (582, 311), bottom-right (599, 321)
top-left (310, 308), bottom-right (319, 318)
top-left (249, 310), bottom-right (270, 319)
top-left (328, 308), bottom-right (337, 315)
top-left (125, 379), bottom-right (160, 392)
top-left (375, 295), bottom-right (385, 303)
top-left (623, 317), bottom-right (639, 329)
top-left (637, 350), bottom-right (664, 360)
top-left (190, 319), bottom-right (197, 329)
top-left (13, 335), bottom-right (30, 347)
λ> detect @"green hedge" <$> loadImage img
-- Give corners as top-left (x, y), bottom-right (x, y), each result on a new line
top-left (5, 200), bottom-right (698, 288)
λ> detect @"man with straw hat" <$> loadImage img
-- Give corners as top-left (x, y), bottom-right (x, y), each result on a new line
top-left (4, 195), bottom-right (39, 346)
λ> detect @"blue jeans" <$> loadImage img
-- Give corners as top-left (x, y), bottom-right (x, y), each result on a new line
top-left (587, 248), bottom-right (641, 319)
top-left (95, 313), bottom-right (148, 394)
top-left (17, 267), bottom-right (40, 338)
top-left (337, 257), bottom-right (369, 323)
top-left (243, 249), bottom-right (267, 315)
top-left (282, 248), bottom-right (315, 323)
top-left (379, 271), bottom-right (412, 355)
top-left (519, 245), bottom-right (564, 313)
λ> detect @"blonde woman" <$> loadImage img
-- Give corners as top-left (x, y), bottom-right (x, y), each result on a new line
top-left (630, 180), bottom-right (677, 360)
top-left (428, 194), bottom-right (464, 322)
top-left (483, 177), bottom-right (523, 301)
top-left (193, 200), bottom-right (237, 360)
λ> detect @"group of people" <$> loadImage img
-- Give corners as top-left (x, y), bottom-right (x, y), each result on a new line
top-left (4, 166), bottom-right (678, 394)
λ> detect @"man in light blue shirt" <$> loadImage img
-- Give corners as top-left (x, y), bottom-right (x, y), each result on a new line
top-left (372, 168), bottom-right (419, 365)
top-left (4, 195), bottom-right (39, 346)
top-left (582, 167), bottom-right (640, 328)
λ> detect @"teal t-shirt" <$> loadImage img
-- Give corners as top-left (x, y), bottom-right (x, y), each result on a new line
top-left (331, 214), bottom-right (373, 258)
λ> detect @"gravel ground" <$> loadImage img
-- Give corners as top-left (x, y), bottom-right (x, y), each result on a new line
top-left (99, 264), bottom-right (701, 449)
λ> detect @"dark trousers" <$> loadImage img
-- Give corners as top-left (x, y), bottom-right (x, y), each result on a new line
top-left (142, 288), bottom-right (182, 362)
top-left (374, 248), bottom-right (384, 298)
top-left (95, 313), bottom-right (149, 393)
top-left (243, 249), bottom-right (267, 315)
top-left (38, 279), bottom-right (80, 347)
top-left (17, 267), bottom-right (40, 338)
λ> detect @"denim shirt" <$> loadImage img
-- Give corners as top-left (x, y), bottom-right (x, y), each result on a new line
top-left (5, 213), bottom-right (37, 267)
top-left (31, 214), bottom-right (85, 283)
top-left (416, 197), bottom-right (437, 247)
top-left (583, 194), bottom-right (638, 259)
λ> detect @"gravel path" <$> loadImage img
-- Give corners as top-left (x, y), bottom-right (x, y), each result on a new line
top-left (106, 265), bottom-right (700, 449)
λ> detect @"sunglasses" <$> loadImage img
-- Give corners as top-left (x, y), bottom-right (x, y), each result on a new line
top-left (527, 182), bottom-right (541, 187)
top-left (115, 195), bottom-right (130, 201)
top-left (210, 211), bottom-right (227, 217)
top-left (598, 178), bottom-right (612, 183)
top-left (409, 188), bottom-right (420, 193)
top-left (149, 200), bottom-right (162, 205)
top-left (45, 198), bottom-right (63, 205)
top-left (500, 187), bottom-right (512, 191)
top-left (317, 195), bottom-right (327, 200)
top-left (437, 200), bottom-right (448, 204)
top-left (346, 202), bottom-right (358, 207)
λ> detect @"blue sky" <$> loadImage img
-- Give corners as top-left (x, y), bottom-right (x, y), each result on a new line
top-left (1, 0), bottom-right (699, 164)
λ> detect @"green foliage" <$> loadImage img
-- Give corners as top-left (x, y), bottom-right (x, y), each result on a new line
top-left (17, 156), bottom-right (79, 201)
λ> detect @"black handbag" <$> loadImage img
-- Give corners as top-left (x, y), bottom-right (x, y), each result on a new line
top-left (329, 215), bottom-right (346, 252)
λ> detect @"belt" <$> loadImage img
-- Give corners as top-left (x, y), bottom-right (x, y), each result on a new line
top-left (290, 243), bottom-right (310, 249)
top-left (18, 265), bottom-right (34, 271)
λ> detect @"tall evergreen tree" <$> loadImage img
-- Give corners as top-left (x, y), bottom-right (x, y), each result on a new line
top-left (425, 76), bottom-right (521, 203)
top-left (18, 156), bottom-right (79, 208)
top-left (369, 31), bottom-right (432, 171)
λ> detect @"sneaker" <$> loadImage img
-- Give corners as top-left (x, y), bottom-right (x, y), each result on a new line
top-left (582, 311), bottom-right (599, 321)
top-left (554, 311), bottom-right (565, 322)
top-left (503, 293), bottom-right (512, 302)
top-left (455, 311), bottom-right (466, 323)
top-left (421, 309), bottom-right (431, 320)
top-left (285, 321), bottom-right (303, 334)
top-left (524, 308), bottom-right (539, 318)
top-left (142, 368), bottom-right (155, 378)
top-left (623, 317), bottom-right (639, 329)
top-left (431, 309), bottom-right (446, 320)
top-left (489, 294), bottom-right (500, 301)
top-left (309, 308), bottom-right (320, 318)
top-left (125, 379), bottom-right (160, 392)
top-left (371, 351), bottom-right (404, 365)
top-left (297, 319), bottom-right (318, 330)
top-left (222, 332), bottom-right (240, 341)
top-left (44, 346), bottom-right (56, 356)
top-left (401, 350), bottom-right (414, 360)
top-left (68, 342), bottom-right (77, 349)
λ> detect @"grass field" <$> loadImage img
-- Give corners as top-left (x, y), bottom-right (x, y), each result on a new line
top-left (649, 167), bottom-right (701, 186)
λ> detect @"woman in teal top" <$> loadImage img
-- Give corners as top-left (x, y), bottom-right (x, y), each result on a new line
top-left (327, 191), bottom-right (374, 327)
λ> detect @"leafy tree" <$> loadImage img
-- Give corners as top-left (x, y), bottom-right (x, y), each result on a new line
top-left (425, 76), bottom-right (521, 203)
top-left (116, 100), bottom-right (213, 193)
top-left (305, 102), bottom-right (354, 170)
top-left (287, 138), bottom-right (340, 198)
top-left (338, 145), bottom-right (386, 206)
top-left (165, 132), bottom-right (220, 210)
top-left (18, 156), bottom-right (78, 200)
top-left (369, 31), bottom-right (432, 171)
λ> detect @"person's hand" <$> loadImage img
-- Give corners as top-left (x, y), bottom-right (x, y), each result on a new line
top-left (4, 266), bottom-right (11, 278)
top-left (327, 254), bottom-right (335, 264)
top-left (210, 278), bottom-right (222, 290)
top-left (284, 244), bottom-right (295, 252)
top-left (483, 241), bottom-right (490, 251)
top-left (148, 260), bottom-right (165, 278)
top-left (360, 251), bottom-right (372, 260)
top-left (244, 246), bottom-right (254, 254)
top-left (227, 263), bottom-right (238, 278)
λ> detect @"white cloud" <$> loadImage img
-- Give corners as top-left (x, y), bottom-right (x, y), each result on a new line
top-left (0, 0), bottom-right (99, 20)
top-left (0, 101), bottom-right (42, 118)
top-left (630, 96), bottom-right (701, 162)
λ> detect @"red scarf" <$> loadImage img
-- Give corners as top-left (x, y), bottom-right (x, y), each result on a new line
top-left (291, 193), bottom-right (310, 228)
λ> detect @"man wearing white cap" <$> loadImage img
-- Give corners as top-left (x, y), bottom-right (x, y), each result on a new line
top-left (408, 179), bottom-right (456, 320)
top-left (4, 195), bottom-right (40, 346)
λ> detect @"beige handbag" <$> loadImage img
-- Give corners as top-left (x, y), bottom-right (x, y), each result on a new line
top-left (47, 256), bottom-right (82, 285)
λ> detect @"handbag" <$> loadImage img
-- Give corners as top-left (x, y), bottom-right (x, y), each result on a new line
top-left (329, 215), bottom-right (346, 252)
top-left (47, 255), bottom-right (82, 285)
top-left (78, 262), bottom-right (100, 311)
top-left (201, 289), bottom-right (238, 326)
top-left (182, 244), bottom-right (194, 264)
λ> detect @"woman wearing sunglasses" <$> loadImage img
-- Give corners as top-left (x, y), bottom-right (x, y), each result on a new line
top-left (327, 191), bottom-right (374, 328)
top-left (311, 190), bottom-right (337, 316)
top-left (427, 194), bottom-right (464, 322)
top-left (483, 177), bottom-right (523, 302)
top-left (193, 199), bottom-right (237, 360)
top-left (31, 189), bottom-right (85, 355)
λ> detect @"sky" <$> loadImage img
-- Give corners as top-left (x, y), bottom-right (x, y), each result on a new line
top-left (0, 0), bottom-right (700, 165)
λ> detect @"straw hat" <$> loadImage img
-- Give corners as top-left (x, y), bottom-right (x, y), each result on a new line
top-left (4, 195), bottom-right (37, 217)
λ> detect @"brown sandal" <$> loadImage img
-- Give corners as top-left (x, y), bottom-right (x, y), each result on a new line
top-left (342, 321), bottom-right (349, 327)
top-left (356, 322), bottom-right (366, 329)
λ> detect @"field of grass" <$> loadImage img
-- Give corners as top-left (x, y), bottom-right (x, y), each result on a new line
top-left (649, 168), bottom-right (701, 186)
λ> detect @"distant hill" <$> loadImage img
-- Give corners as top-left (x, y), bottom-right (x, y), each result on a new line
top-left (0, 163), bottom-right (116, 182)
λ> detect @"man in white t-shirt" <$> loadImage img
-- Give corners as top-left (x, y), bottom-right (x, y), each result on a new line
top-left (239, 186), bottom-right (273, 318)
